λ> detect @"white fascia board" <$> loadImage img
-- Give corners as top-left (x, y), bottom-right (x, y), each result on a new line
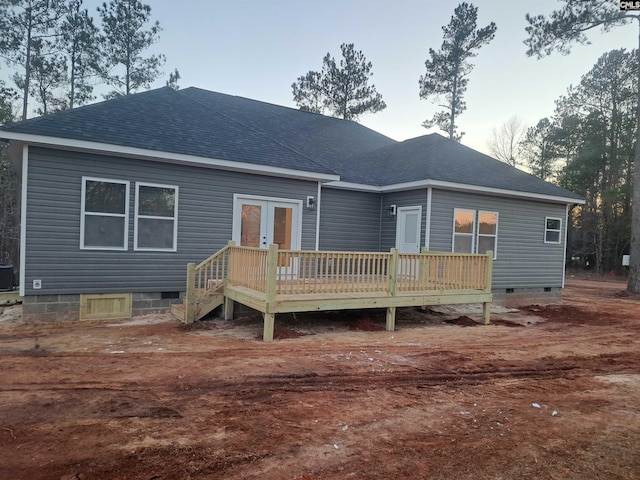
top-left (0, 132), bottom-right (340, 183)
top-left (323, 181), bottom-right (382, 192)
top-left (325, 178), bottom-right (585, 205)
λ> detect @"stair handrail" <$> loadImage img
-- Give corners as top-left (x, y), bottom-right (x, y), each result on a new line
top-left (185, 240), bottom-right (235, 323)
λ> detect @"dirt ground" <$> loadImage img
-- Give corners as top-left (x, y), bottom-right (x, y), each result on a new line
top-left (1, 278), bottom-right (640, 480)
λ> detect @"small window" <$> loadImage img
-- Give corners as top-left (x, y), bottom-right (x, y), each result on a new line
top-left (453, 209), bottom-right (475, 253)
top-left (135, 182), bottom-right (178, 251)
top-left (545, 217), bottom-right (562, 244)
top-left (477, 211), bottom-right (498, 258)
top-left (81, 177), bottom-right (129, 250)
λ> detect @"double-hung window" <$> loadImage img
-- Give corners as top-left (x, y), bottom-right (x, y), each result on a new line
top-left (453, 209), bottom-right (475, 253)
top-left (81, 177), bottom-right (129, 250)
top-left (452, 208), bottom-right (498, 258)
top-left (545, 217), bottom-right (562, 244)
top-left (134, 182), bottom-right (178, 251)
top-left (477, 211), bottom-right (498, 255)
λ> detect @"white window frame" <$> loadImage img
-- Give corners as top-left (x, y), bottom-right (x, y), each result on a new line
top-left (452, 208), bottom-right (476, 254)
top-left (452, 208), bottom-right (499, 259)
top-left (80, 176), bottom-right (129, 251)
top-left (544, 217), bottom-right (562, 244)
top-left (477, 211), bottom-right (499, 259)
top-left (134, 182), bottom-right (179, 252)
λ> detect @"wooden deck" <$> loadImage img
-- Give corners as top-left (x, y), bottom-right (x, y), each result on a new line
top-left (174, 242), bottom-right (493, 342)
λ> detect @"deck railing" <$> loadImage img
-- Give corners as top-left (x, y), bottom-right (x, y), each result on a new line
top-left (222, 244), bottom-right (492, 296)
top-left (395, 252), bottom-right (490, 292)
top-left (185, 243), bottom-right (493, 323)
top-left (275, 250), bottom-right (392, 294)
top-left (185, 242), bottom-right (233, 322)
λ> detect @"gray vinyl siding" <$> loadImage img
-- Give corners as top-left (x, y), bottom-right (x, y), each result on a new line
top-left (318, 188), bottom-right (381, 251)
top-left (429, 189), bottom-right (567, 290)
top-left (380, 190), bottom-right (428, 251)
top-left (24, 147), bottom-right (318, 295)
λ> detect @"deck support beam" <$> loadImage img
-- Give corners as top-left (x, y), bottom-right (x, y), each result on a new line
top-left (483, 251), bottom-right (494, 325)
top-left (386, 248), bottom-right (399, 332)
top-left (483, 302), bottom-right (490, 325)
top-left (386, 307), bottom-right (396, 331)
top-left (262, 244), bottom-right (279, 342)
top-left (263, 313), bottom-right (275, 342)
top-left (224, 297), bottom-right (234, 320)
top-left (185, 262), bottom-right (197, 324)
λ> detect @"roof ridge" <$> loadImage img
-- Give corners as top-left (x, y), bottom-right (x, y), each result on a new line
top-left (182, 87), bottom-right (373, 125)
top-left (176, 88), bottom-right (342, 175)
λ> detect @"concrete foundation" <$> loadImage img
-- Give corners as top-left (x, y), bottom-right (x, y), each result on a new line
top-left (23, 292), bottom-right (183, 322)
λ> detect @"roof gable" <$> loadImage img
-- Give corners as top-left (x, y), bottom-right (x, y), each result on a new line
top-left (335, 133), bottom-right (584, 201)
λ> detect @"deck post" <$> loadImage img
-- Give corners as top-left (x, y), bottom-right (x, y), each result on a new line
top-left (224, 297), bottom-right (234, 320)
top-left (263, 244), bottom-right (279, 342)
top-left (223, 240), bottom-right (236, 320)
top-left (483, 251), bottom-right (494, 325)
top-left (185, 262), bottom-right (197, 324)
top-left (386, 248), bottom-right (399, 331)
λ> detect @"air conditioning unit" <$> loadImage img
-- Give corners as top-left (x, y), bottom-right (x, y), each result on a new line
top-left (0, 265), bottom-right (13, 291)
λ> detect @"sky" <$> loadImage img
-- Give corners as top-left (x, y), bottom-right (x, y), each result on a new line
top-left (7, 0), bottom-right (640, 155)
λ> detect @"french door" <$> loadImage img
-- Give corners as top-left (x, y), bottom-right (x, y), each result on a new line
top-left (233, 194), bottom-right (302, 250)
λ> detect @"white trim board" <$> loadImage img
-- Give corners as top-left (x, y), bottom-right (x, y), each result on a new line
top-left (0, 132), bottom-right (340, 183)
top-left (325, 179), bottom-right (585, 205)
top-left (19, 145), bottom-right (28, 297)
top-left (3, 132), bottom-right (584, 205)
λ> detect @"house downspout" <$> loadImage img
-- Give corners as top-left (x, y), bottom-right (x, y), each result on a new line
top-left (19, 144), bottom-right (28, 297)
top-left (378, 193), bottom-right (384, 251)
top-left (315, 181), bottom-right (321, 251)
top-left (425, 187), bottom-right (432, 250)
top-left (562, 203), bottom-right (569, 289)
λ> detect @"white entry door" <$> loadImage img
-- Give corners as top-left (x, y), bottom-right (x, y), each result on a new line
top-left (396, 206), bottom-right (422, 253)
top-left (233, 195), bottom-right (302, 251)
top-left (396, 206), bottom-right (422, 279)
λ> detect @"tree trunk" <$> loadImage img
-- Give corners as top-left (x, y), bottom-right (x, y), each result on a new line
top-left (450, 74), bottom-right (457, 140)
top-left (629, 21), bottom-right (640, 292)
top-left (22, 18), bottom-right (33, 120)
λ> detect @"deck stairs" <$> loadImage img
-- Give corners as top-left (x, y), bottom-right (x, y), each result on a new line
top-left (171, 243), bottom-right (233, 323)
top-left (171, 284), bottom-right (224, 322)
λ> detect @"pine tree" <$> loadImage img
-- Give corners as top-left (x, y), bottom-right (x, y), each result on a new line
top-left (292, 43), bottom-right (386, 121)
top-left (524, 0), bottom-right (640, 291)
top-left (419, 2), bottom-right (496, 141)
top-left (97, 0), bottom-right (165, 97)
top-left (0, 0), bottom-right (67, 119)
top-left (59, 0), bottom-right (101, 109)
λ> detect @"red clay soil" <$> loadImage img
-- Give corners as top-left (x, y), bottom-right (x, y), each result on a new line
top-left (1, 277), bottom-right (640, 479)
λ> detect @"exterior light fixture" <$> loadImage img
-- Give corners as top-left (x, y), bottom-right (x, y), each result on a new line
top-left (389, 204), bottom-right (397, 217)
top-left (306, 196), bottom-right (316, 211)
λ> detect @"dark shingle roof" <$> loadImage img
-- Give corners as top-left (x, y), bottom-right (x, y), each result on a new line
top-left (0, 86), bottom-right (583, 201)
top-left (338, 134), bottom-right (584, 200)
top-left (0, 87), bottom-right (338, 175)
top-left (177, 87), bottom-right (396, 166)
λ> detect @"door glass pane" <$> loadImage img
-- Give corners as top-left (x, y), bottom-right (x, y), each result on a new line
top-left (241, 204), bottom-right (262, 247)
top-left (403, 212), bottom-right (418, 244)
top-left (273, 207), bottom-right (292, 250)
